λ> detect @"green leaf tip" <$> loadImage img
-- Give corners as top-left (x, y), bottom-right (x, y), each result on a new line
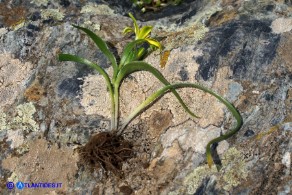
top-left (206, 152), bottom-right (213, 168)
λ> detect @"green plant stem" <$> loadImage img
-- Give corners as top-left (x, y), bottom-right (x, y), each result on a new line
top-left (119, 83), bottom-right (242, 169)
top-left (110, 92), bottom-right (116, 131)
top-left (113, 83), bottom-right (120, 131)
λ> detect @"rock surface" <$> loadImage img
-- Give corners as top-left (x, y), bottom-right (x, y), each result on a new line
top-left (0, 0), bottom-right (291, 194)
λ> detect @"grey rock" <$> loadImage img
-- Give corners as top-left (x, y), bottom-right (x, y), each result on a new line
top-left (0, 0), bottom-right (291, 194)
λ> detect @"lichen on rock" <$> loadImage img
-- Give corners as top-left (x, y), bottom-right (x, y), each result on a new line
top-left (0, 0), bottom-right (291, 193)
top-left (82, 21), bottom-right (101, 32)
top-left (1, 102), bottom-right (38, 149)
top-left (30, 0), bottom-right (48, 7)
top-left (220, 147), bottom-right (248, 191)
top-left (7, 172), bottom-right (18, 183)
top-left (2, 138), bottom-right (78, 194)
top-left (0, 112), bottom-right (8, 131)
top-left (80, 74), bottom-right (111, 117)
top-left (0, 53), bottom-right (34, 107)
top-left (41, 9), bottom-right (64, 21)
top-left (7, 129), bottom-right (25, 149)
top-left (0, 27), bottom-right (8, 36)
top-left (183, 165), bottom-right (217, 194)
top-left (1, 102), bottom-right (38, 150)
top-left (183, 147), bottom-right (248, 194)
top-left (10, 102), bottom-right (38, 132)
top-left (80, 3), bottom-right (115, 15)
top-left (271, 18), bottom-right (292, 34)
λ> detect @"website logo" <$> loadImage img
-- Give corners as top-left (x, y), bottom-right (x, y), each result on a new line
top-left (6, 182), bottom-right (14, 190)
top-left (16, 181), bottom-right (24, 190)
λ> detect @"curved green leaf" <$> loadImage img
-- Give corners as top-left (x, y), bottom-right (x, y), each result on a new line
top-left (115, 61), bottom-right (199, 118)
top-left (146, 38), bottom-right (162, 50)
top-left (123, 27), bottom-right (134, 34)
top-left (128, 13), bottom-right (139, 37)
top-left (72, 25), bottom-right (118, 79)
top-left (120, 83), bottom-right (243, 169)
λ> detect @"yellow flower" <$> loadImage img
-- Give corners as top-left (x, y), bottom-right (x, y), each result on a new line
top-left (123, 13), bottom-right (162, 50)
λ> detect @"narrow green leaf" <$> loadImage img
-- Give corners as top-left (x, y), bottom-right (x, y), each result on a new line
top-left (120, 82), bottom-right (243, 170)
top-left (123, 27), bottom-right (134, 34)
top-left (128, 13), bottom-right (139, 37)
top-left (116, 61), bottom-right (199, 118)
top-left (72, 25), bottom-right (118, 78)
top-left (137, 47), bottom-right (146, 59)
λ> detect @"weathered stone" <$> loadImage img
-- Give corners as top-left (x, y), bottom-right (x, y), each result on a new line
top-left (0, 53), bottom-right (34, 107)
top-left (2, 138), bottom-right (78, 194)
top-left (0, 0), bottom-right (291, 194)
